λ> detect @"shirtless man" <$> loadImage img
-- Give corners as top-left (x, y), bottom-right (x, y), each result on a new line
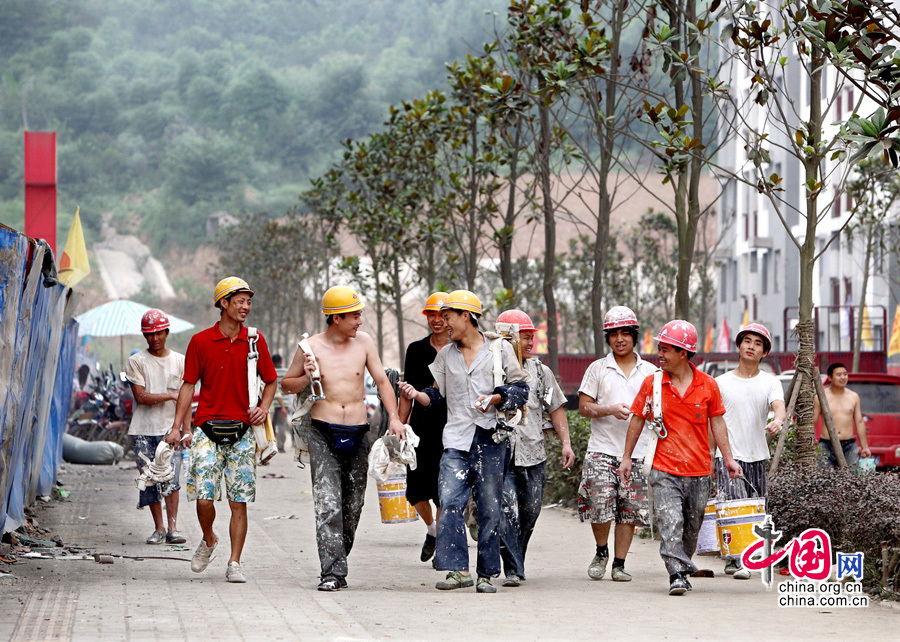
top-left (813, 362), bottom-right (871, 468)
top-left (282, 285), bottom-right (404, 591)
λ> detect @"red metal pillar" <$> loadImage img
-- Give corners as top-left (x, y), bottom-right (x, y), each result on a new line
top-left (24, 131), bottom-right (57, 253)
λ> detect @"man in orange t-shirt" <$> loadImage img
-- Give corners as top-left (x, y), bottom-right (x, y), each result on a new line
top-left (617, 320), bottom-right (741, 596)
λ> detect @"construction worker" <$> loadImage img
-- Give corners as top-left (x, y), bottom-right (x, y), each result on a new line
top-left (495, 309), bottom-right (574, 586)
top-left (715, 323), bottom-right (786, 579)
top-left (282, 285), bottom-right (405, 591)
top-left (398, 290), bottom-right (529, 594)
top-left (618, 320), bottom-right (741, 596)
top-left (168, 277), bottom-right (277, 584)
top-left (126, 308), bottom-right (187, 546)
top-left (576, 306), bottom-right (657, 582)
top-left (398, 292), bottom-right (451, 564)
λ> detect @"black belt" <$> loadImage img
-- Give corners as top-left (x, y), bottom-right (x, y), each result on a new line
top-left (819, 438), bottom-right (856, 447)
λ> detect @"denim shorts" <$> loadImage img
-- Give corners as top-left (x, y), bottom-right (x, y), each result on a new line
top-left (133, 434), bottom-right (182, 508)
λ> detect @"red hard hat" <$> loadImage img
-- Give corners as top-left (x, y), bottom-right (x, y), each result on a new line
top-left (656, 319), bottom-right (698, 352)
top-left (736, 323), bottom-right (772, 353)
top-left (496, 309), bottom-right (536, 332)
top-left (604, 306), bottom-right (638, 330)
top-left (141, 309), bottom-right (170, 334)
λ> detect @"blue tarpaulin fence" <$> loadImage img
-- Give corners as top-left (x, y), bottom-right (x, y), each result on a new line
top-left (0, 223), bottom-right (77, 533)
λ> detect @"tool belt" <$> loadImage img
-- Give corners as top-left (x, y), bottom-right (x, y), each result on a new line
top-left (200, 420), bottom-right (250, 446)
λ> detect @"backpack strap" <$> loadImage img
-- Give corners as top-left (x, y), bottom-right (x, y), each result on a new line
top-left (247, 327), bottom-right (259, 408)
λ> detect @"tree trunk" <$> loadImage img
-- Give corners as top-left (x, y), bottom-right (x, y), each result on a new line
top-left (391, 256), bottom-right (405, 367)
top-left (500, 128), bottom-right (522, 295)
top-left (793, 48), bottom-right (826, 465)
top-left (373, 260), bottom-right (384, 359)
top-left (851, 226), bottom-right (874, 372)
top-left (538, 101), bottom-right (559, 372)
top-left (674, 0), bottom-right (703, 322)
top-left (467, 118), bottom-right (479, 290)
top-left (591, 2), bottom-right (622, 357)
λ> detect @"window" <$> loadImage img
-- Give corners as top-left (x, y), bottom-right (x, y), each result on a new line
top-left (732, 259), bottom-right (737, 302)
top-left (720, 262), bottom-right (728, 303)
top-left (774, 250), bottom-right (781, 293)
top-left (750, 251), bottom-right (758, 273)
top-left (753, 295), bottom-right (758, 319)
top-left (831, 278), bottom-right (840, 306)
top-left (762, 251), bottom-right (769, 295)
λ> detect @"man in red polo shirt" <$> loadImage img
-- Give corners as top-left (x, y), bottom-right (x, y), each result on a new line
top-left (167, 276), bottom-right (277, 584)
top-left (617, 320), bottom-right (741, 596)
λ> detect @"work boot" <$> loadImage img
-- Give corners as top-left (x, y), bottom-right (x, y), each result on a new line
top-left (435, 571), bottom-right (474, 590)
top-left (734, 567), bottom-right (751, 580)
top-left (588, 554), bottom-right (608, 580)
top-left (317, 576), bottom-right (340, 591)
top-left (502, 574), bottom-right (521, 587)
top-left (611, 566), bottom-right (632, 582)
top-left (145, 530), bottom-right (165, 545)
top-left (166, 530), bottom-right (186, 544)
top-left (476, 577), bottom-right (497, 594)
top-left (724, 559), bottom-right (740, 575)
top-left (669, 573), bottom-right (689, 596)
top-left (420, 534), bottom-right (436, 562)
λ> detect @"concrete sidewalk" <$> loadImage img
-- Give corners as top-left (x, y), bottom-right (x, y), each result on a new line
top-left (0, 452), bottom-right (895, 641)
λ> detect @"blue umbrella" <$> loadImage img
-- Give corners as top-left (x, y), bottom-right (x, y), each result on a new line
top-left (76, 299), bottom-right (194, 337)
top-left (75, 300), bottom-right (195, 370)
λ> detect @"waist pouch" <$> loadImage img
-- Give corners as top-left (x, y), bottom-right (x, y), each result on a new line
top-left (313, 420), bottom-right (368, 454)
top-left (200, 420), bottom-right (249, 446)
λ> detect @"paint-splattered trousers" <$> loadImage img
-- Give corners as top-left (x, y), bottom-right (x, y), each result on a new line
top-left (500, 460), bottom-right (546, 578)
top-left (715, 457), bottom-right (767, 500)
top-left (435, 428), bottom-right (509, 578)
top-left (649, 469), bottom-right (710, 577)
top-left (307, 422), bottom-right (370, 580)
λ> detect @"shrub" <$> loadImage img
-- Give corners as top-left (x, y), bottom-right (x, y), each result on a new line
top-left (544, 410), bottom-right (589, 506)
top-left (768, 464), bottom-right (900, 593)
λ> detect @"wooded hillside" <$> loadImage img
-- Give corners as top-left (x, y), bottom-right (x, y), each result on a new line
top-left (0, 0), bottom-right (506, 245)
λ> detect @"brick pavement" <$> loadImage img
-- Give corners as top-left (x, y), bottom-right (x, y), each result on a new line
top-left (1, 452), bottom-right (896, 641)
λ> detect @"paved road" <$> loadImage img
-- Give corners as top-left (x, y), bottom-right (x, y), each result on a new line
top-left (1, 452), bottom-right (895, 641)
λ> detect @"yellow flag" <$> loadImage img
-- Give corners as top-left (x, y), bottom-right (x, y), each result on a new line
top-left (704, 323), bottom-right (714, 353)
top-left (742, 307), bottom-right (750, 328)
top-left (861, 305), bottom-right (874, 350)
top-left (889, 304), bottom-right (900, 357)
top-left (58, 207), bottom-right (90, 287)
top-left (642, 328), bottom-right (654, 353)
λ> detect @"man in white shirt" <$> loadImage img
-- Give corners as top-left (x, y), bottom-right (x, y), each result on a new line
top-left (126, 309), bottom-right (188, 545)
top-left (399, 290), bottom-right (529, 594)
top-left (577, 306), bottom-right (657, 582)
top-left (715, 323), bottom-right (786, 579)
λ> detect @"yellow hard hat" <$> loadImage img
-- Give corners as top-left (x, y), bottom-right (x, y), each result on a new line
top-left (322, 285), bottom-right (365, 315)
top-left (422, 291), bottom-right (450, 315)
top-left (214, 276), bottom-right (253, 308)
top-left (442, 289), bottom-right (482, 316)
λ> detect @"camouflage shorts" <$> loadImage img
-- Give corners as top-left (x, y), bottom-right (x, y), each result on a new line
top-left (577, 451), bottom-right (649, 526)
top-left (187, 427), bottom-right (256, 503)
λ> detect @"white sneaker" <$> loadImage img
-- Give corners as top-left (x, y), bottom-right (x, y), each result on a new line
top-left (734, 567), bottom-right (751, 580)
top-left (226, 561), bottom-right (247, 583)
top-left (191, 538), bottom-right (217, 573)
